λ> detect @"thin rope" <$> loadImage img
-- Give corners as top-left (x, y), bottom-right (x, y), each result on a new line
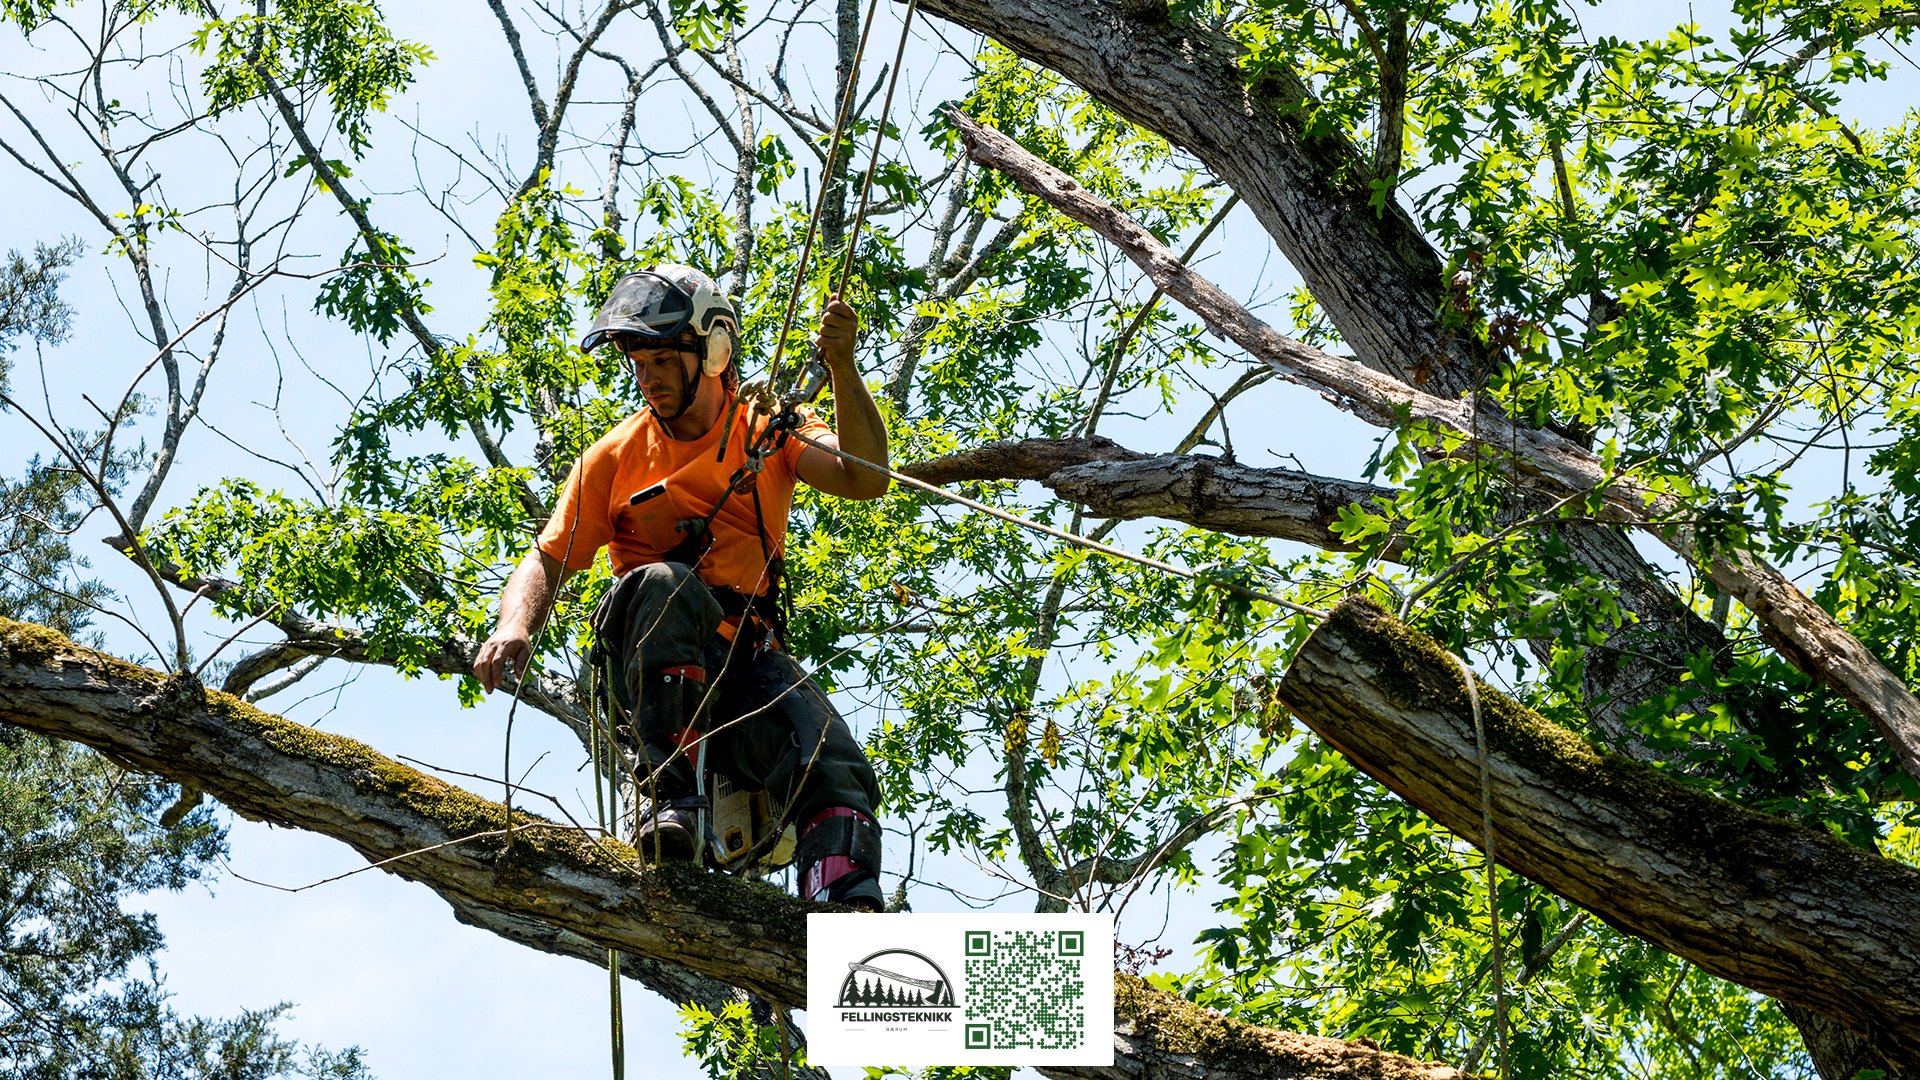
top-left (1450, 650), bottom-right (1508, 1080)
top-left (832, 0), bottom-right (920, 299)
top-left (785, 430), bottom-right (1327, 618)
top-left (762, 0), bottom-right (886, 397)
top-left (588, 665), bottom-right (627, 1080)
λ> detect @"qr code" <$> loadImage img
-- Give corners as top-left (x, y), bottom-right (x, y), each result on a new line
top-left (961, 928), bottom-right (1087, 1050)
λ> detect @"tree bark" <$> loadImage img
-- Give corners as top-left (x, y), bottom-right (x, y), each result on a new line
top-left (916, 0), bottom-right (1482, 395)
top-left (0, 617), bottom-right (807, 1003)
top-left (1781, 1003), bottom-right (1904, 1080)
top-left (1051, 975), bottom-right (1471, 1080)
top-left (0, 617), bottom-right (1472, 1080)
top-left (905, 435), bottom-right (1148, 483)
top-left (906, 437), bottom-right (1398, 554)
top-left (1277, 598), bottom-right (1920, 1072)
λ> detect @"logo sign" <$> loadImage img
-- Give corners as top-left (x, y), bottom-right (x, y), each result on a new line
top-left (807, 913), bottom-right (1115, 1067)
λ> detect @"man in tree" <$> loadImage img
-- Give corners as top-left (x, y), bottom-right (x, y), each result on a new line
top-left (473, 263), bottom-right (889, 909)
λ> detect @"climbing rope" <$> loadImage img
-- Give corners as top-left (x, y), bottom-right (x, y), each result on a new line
top-left (1450, 650), bottom-right (1509, 1080)
top-left (831, 0), bottom-right (919, 301)
top-left (587, 665), bottom-right (628, 1080)
top-left (714, 0), bottom-right (915, 467)
top-left (723, 0), bottom-right (1323, 624)
top-left (767, 0), bottom-right (920, 403)
top-left (696, 0), bottom-right (926, 569)
top-left (760, 0), bottom-right (888, 401)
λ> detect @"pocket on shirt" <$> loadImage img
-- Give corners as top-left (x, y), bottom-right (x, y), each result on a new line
top-left (617, 481), bottom-right (697, 558)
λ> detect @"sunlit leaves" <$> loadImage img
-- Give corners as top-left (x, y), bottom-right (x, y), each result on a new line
top-left (678, 998), bottom-right (786, 1080)
top-left (668, 0), bottom-right (746, 52)
top-left (102, 1), bottom-right (1920, 1073)
top-left (147, 480), bottom-right (457, 673)
top-left (315, 227), bottom-right (427, 345)
top-left (193, 0), bottom-right (432, 157)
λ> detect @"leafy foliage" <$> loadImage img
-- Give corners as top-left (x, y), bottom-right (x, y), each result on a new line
top-left (194, 0), bottom-right (431, 156)
top-left (0, 728), bottom-right (374, 1078)
top-left (6, 0), bottom-right (1920, 1075)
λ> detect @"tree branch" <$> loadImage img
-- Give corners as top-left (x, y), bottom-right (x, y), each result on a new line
top-left (947, 106), bottom-right (1920, 781)
top-left (0, 617), bottom-right (1477, 1080)
top-left (116, 549), bottom-right (594, 743)
top-left (519, 0), bottom-right (633, 197)
top-left (486, 0), bottom-right (554, 135)
top-left (1082, 193), bottom-right (1238, 437)
top-left (255, 72), bottom-right (547, 525)
top-left (916, 0), bottom-right (1481, 393)
top-left (904, 437), bottom-right (1399, 555)
top-left (1276, 598), bottom-right (1920, 1070)
top-left (885, 201), bottom-right (1029, 406)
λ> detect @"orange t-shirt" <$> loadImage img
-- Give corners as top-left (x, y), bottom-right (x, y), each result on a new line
top-left (537, 401), bottom-right (832, 596)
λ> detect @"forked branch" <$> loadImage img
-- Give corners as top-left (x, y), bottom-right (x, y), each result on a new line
top-left (947, 106), bottom-right (1920, 782)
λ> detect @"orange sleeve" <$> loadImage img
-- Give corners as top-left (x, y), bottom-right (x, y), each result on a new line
top-left (778, 405), bottom-right (836, 479)
top-left (536, 444), bottom-right (617, 571)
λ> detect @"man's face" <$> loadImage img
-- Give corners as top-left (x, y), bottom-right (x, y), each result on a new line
top-left (617, 333), bottom-right (703, 413)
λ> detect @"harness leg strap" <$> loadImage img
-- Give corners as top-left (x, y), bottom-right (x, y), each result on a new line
top-left (635, 665), bottom-right (709, 793)
top-left (797, 807), bottom-right (883, 910)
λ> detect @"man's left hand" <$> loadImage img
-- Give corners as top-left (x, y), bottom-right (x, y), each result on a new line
top-left (814, 294), bottom-right (859, 372)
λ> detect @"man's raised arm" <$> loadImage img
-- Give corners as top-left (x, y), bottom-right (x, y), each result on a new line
top-left (796, 294), bottom-right (891, 500)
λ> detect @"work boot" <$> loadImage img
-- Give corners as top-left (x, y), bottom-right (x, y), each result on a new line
top-left (629, 664), bottom-right (709, 862)
top-left (635, 795), bottom-right (704, 862)
top-left (797, 807), bottom-right (884, 910)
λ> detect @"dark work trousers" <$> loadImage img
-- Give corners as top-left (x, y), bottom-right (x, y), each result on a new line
top-left (593, 561), bottom-right (879, 833)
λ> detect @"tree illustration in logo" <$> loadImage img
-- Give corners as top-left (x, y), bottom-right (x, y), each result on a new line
top-left (837, 950), bottom-right (954, 1008)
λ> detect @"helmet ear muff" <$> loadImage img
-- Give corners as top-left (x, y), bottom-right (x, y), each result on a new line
top-left (701, 320), bottom-right (736, 378)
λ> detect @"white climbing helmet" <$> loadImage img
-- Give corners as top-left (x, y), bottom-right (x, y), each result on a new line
top-left (580, 264), bottom-right (738, 376)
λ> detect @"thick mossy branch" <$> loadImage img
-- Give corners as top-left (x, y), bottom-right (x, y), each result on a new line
top-left (5, 617), bottom-right (622, 874)
top-left (1093, 975), bottom-right (1474, 1080)
top-left (1, 616), bottom-right (1482, 1080)
top-left (0, 615), bottom-right (808, 1001)
top-left (0, 617), bottom-right (77, 661)
top-left (1279, 598), bottom-right (1920, 1070)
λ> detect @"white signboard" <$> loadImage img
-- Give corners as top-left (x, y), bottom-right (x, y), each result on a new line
top-left (806, 912), bottom-right (1116, 1067)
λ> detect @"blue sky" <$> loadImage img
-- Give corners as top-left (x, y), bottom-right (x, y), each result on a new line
top-left (4, 1), bottom-right (1916, 1076)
